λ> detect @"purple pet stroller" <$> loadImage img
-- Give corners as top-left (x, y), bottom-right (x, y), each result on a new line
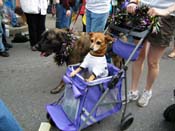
top-left (46, 63), bottom-right (123, 131)
top-left (45, 8), bottom-right (153, 130)
top-left (45, 25), bottom-right (151, 131)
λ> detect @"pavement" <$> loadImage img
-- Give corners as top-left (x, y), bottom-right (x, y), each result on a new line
top-left (0, 14), bottom-right (175, 131)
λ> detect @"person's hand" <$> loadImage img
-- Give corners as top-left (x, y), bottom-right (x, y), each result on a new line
top-left (55, 0), bottom-right (60, 4)
top-left (66, 10), bottom-right (71, 17)
top-left (148, 8), bottom-right (170, 17)
top-left (126, 3), bottom-right (138, 14)
top-left (84, 8), bottom-right (86, 14)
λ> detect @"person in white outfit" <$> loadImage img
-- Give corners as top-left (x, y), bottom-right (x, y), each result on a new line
top-left (16, 0), bottom-right (48, 51)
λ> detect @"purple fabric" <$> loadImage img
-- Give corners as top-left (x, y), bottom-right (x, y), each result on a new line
top-left (46, 64), bottom-right (123, 131)
top-left (63, 75), bottom-right (82, 98)
top-left (64, 68), bottom-right (87, 90)
top-left (112, 39), bottom-right (142, 61)
top-left (121, 0), bottom-right (129, 9)
top-left (72, 85), bottom-right (82, 98)
top-left (46, 105), bottom-right (76, 131)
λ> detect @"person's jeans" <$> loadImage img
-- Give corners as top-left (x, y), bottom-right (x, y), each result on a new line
top-left (56, 4), bottom-right (72, 29)
top-left (86, 9), bottom-right (109, 32)
top-left (4, 5), bottom-right (17, 27)
top-left (0, 23), bottom-right (5, 52)
top-left (0, 34), bottom-right (5, 52)
top-left (9, 9), bottom-right (17, 26)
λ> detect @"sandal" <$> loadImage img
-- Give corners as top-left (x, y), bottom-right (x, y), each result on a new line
top-left (168, 51), bottom-right (175, 58)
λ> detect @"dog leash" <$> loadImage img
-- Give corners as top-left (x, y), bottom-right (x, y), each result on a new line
top-left (70, 5), bottom-right (83, 32)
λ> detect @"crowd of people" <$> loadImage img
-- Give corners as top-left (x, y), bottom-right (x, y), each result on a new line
top-left (1, 0), bottom-right (175, 108)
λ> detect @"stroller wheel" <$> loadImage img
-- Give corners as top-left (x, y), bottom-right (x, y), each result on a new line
top-left (46, 112), bottom-right (56, 127)
top-left (120, 113), bottom-right (134, 131)
top-left (163, 104), bottom-right (175, 122)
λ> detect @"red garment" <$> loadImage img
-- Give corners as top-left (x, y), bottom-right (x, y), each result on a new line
top-left (60, 0), bottom-right (75, 10)
top-left (79, 0), bottom-right (86, 15)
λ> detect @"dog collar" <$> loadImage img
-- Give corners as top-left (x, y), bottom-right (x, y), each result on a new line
top-left (55, 33), bottom-right (78, 65)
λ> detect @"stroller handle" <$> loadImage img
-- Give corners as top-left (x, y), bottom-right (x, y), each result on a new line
top-left (108, 68), bottom-right (125, 89)
top-left (109, 24), bottom-right (152, 38)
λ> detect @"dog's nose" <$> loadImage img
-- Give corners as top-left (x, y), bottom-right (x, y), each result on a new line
top-left (90, 47), bottom-right (93, 51)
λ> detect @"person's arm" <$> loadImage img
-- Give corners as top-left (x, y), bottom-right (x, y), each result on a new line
top-left (148, 3), bottom-right (175, 16)
top-left (62, 0), bottom-right (70, 10)
top-left (0, 0), bottom-right (3, 6)
top-left (15, 0), bottom-right (21, 7)
top-left (62, 0), bottom-right (73, 17)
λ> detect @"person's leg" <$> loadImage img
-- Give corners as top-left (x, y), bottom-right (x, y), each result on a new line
top-left (138, 15), bottom-right (175, 107)
top-left (83, 23), bottom-right (86, 32)
top-left (0, 34), bottom-right (9, 57)
top-left (145, 46), bottom-right (166, 91)
top-left (128, 41), bottom-right (148, 101)
top-left (37, 14), bottom-right (46, 42)
top-left (168, 31), bottom-right (175, 58)
top-left (8, 8), bottom-right (18, 27)
top-left (1, 23), bottom-right (12, 49)
top-left (25, 13), bottom-right (38, 49)
top-left (0, 36), bottom-right (5, 52)
top-left (56, 4), bottom-right (69, 29)
top-left (56, 3), bottom-right (62, 28)
top-left (86, 9), bottom-right (91, 33)
top-left (62, 8), bottom-right (72, 28)
top-left (90, 12), bottom-right (109, 32)
top-left (138, 45), bottom-right (166, 107)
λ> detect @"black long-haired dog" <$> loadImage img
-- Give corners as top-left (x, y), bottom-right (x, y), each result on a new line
top-left (37, 28), bottom-right (122, 94)
top-left (38, 29), bottom-right (91, 65)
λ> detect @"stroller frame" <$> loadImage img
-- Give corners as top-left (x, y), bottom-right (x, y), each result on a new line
top-left (106, 23), bottom-right (152, 130)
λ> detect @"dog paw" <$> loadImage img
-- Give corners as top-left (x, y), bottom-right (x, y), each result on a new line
top-left (70, 72), bottom-right (76, 77)
top-left (85, 79), bottom-right (91, 82)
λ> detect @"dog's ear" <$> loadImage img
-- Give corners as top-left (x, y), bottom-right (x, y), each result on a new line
top-left (105, 35), bottom-right (114, 44)
top-left (89, 32), bottom-right (94, 38)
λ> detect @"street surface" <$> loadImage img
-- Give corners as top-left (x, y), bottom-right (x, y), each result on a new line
top-left (0, 15), bottom-right (175, 131)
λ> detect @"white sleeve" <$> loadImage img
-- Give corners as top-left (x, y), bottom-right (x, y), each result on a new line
top-left (80, 58), bottom-right (88, 69)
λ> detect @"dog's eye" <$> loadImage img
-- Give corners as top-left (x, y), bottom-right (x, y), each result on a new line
top-left (96, 41), bottom-right (101, 45)
top-left (91, 39), bottom-right (94, 43)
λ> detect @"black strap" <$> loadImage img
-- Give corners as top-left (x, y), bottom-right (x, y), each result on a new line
top-left (128, 1), bottom-right (137, 5)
